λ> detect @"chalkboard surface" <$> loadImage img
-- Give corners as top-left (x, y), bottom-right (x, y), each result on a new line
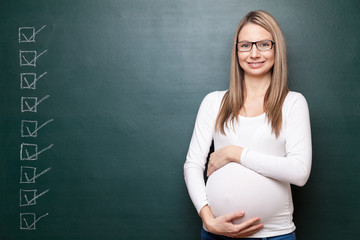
top-left (1, 0), bottom-right (359, 239)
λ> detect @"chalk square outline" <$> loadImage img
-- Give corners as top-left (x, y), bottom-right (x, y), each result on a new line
top-left (20, 73), bottom-right (37, 90)
top-left (20, 143), bottom-right (38, 160)
top-left (20, 166), bottom-right (37, 184)
top-left (21, 120), bottom-right (38, 137)
top-left (19, 189), bottom-right (37, 206)
top-left (18, 27), bottom-right (36, 43)
top-left (20, 213), bottom-right (36, 230)
top-left (19, 51), bottom-right (37, 67)
top-left (21, 97), bottom-right (38, 113)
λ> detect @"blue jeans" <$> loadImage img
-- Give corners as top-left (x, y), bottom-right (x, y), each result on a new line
top-left (201, 228), bottom-right (296, 240)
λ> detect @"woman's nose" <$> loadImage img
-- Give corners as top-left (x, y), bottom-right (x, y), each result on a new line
top-left (250, 44), bottom-right (260, 58)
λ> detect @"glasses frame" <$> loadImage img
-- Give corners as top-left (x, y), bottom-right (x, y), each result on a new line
top-left (236, 40), bottom-right (275, 52)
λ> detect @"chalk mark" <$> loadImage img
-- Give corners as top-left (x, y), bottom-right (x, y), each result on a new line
top-left (20, 166), bottom-right (52, 184)
top-left (18, 25), bottom-right (46, 43)
top-left (20, 72), bottom-right (47, 89)
top-left (24, 167), bottom-right (52, 183)
top-left (21, 95), bottom-right (50, 113)
top-left (21, 119), bottom-right (53, 137)
top-left (20, 143), bottom-right (54, 160)
top-left (19, 50), bottom-right (47, 67)
top-left (20, 212), bottom-right (49, 230)
top-left (20, 189), bottom-right (49, 206)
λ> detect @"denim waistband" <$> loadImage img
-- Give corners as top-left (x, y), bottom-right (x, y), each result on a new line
top-left (201, 228), bottom-right (296, 240)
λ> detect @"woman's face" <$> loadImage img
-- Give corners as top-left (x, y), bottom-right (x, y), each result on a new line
top-left (237, 23), bottom-right (274, 79)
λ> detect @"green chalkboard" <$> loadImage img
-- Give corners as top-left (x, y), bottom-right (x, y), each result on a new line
top-left (1, 0), bottom-right (359, 239)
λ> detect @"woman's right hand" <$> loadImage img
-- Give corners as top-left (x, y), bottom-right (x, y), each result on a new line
top-left (200, 205), bottom-right (264, 238)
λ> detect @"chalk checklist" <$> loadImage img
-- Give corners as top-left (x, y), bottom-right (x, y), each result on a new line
top-left (18, 25), bottom-right (51, 230)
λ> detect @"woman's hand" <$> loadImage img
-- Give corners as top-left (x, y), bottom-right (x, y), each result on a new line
top-left (207, 145), bottom-right (243, 177)
top-left (200, 205), bottom-right (263, 238)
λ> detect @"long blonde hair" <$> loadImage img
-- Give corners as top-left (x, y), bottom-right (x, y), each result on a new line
top-left (215, 10), bottom-right (289, 137)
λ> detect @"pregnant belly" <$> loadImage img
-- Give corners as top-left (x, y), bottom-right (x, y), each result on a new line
top-left (206, 163), bottom-right (291, 225)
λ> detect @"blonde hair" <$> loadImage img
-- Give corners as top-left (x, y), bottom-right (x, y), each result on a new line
top-left (215, 10), bottom-right (289, 137)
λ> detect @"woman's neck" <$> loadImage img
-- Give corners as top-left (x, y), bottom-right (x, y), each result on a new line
top-left (244, 73), bottom-right (271, 98)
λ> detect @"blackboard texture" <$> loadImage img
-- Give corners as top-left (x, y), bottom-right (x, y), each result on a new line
top-left (1, 0), bottom-right (359, 239)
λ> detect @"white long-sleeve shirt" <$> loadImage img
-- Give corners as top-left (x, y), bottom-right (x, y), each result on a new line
top-left (184, 90), bottom-right (312, 237)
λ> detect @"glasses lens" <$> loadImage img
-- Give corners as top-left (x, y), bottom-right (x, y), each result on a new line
top-left (256, 40), bottom-right (272, 50)
top-left (237, 42), bottom-right (252, 51)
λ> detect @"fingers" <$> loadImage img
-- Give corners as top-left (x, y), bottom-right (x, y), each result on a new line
top-left (225, 213), bottom-right (263, 236)
top-left (207, 153), bottom-right (215, 177)
top-left (207, 166), bottom-right (213, 177)
top-left (206, 164), bottom-right (211, 177)
top-left (235, 222), bottom-right (264, 236)
top-left (207, 211), bottom-right (263, 238)
top-left (236, 216), bottom-right (262, 230)
top-left (223, 221), bottom-right (263, 238)
top-left (207, 152), bottom-right (222, 177)
top-left (223, 210), bottom-right (245, 222)
top-left (231, 217), bottom-right (263, 237)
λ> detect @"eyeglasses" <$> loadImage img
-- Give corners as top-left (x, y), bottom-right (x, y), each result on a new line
top-left (236, 40), bottom-right (275, 52)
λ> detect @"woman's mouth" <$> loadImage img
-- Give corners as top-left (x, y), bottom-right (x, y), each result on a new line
top-left (247, 61), bottom-right (265, 68)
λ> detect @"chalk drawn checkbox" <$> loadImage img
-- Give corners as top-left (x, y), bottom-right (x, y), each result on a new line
top-left (20, 212), bottom-right (48, 230)
top-left (21, 95), bottom-right (50, 113)
top-left (21, 119), bottom-right (53, 138)
top-left (20, 143), bottom-right (54, 160)
top-left (20, 143), bottom-right (38, 160)
top-left (19, 27), bottom-right (36, 43)
top-left (20, 73), bottom-right (36, 89)
top-left (20, 166), bottom-right (52, 184)
top-left (20, 72), bottom-right (47, 90)
top-left (19, 50), bottom-right (47, 67)
top-left (19, 189), bottom-right (49, 207)
top-left (21, 120), bottom-right (38, 137)
top-left (20, 213), bottom-right (36, 230)
top-left (21, 97), bottom-right (37, 113)
top-left (20, 166), bottom-right (36, 183)
top-left (18, 25), bottom-right (46, 43)
top-left (19, 190), bottom-right (36, 206)
top-left (19, 51), bottom-right (36, 67)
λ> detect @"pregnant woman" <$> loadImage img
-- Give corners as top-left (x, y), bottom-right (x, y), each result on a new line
top-left (184, 10), bottom-right (312, 239)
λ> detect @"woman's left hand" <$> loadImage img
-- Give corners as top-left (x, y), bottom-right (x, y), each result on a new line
top-left (207, 145), bottom-right (243, 177)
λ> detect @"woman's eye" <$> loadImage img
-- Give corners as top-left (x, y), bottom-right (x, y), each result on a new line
top-left (259, 42), bottom-right (270, 47)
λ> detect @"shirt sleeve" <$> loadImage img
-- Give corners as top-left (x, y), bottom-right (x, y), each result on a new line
top-left (241, 93), bottom-right (312, 186)
top-left (184, 92), bottom-right (219, 214)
